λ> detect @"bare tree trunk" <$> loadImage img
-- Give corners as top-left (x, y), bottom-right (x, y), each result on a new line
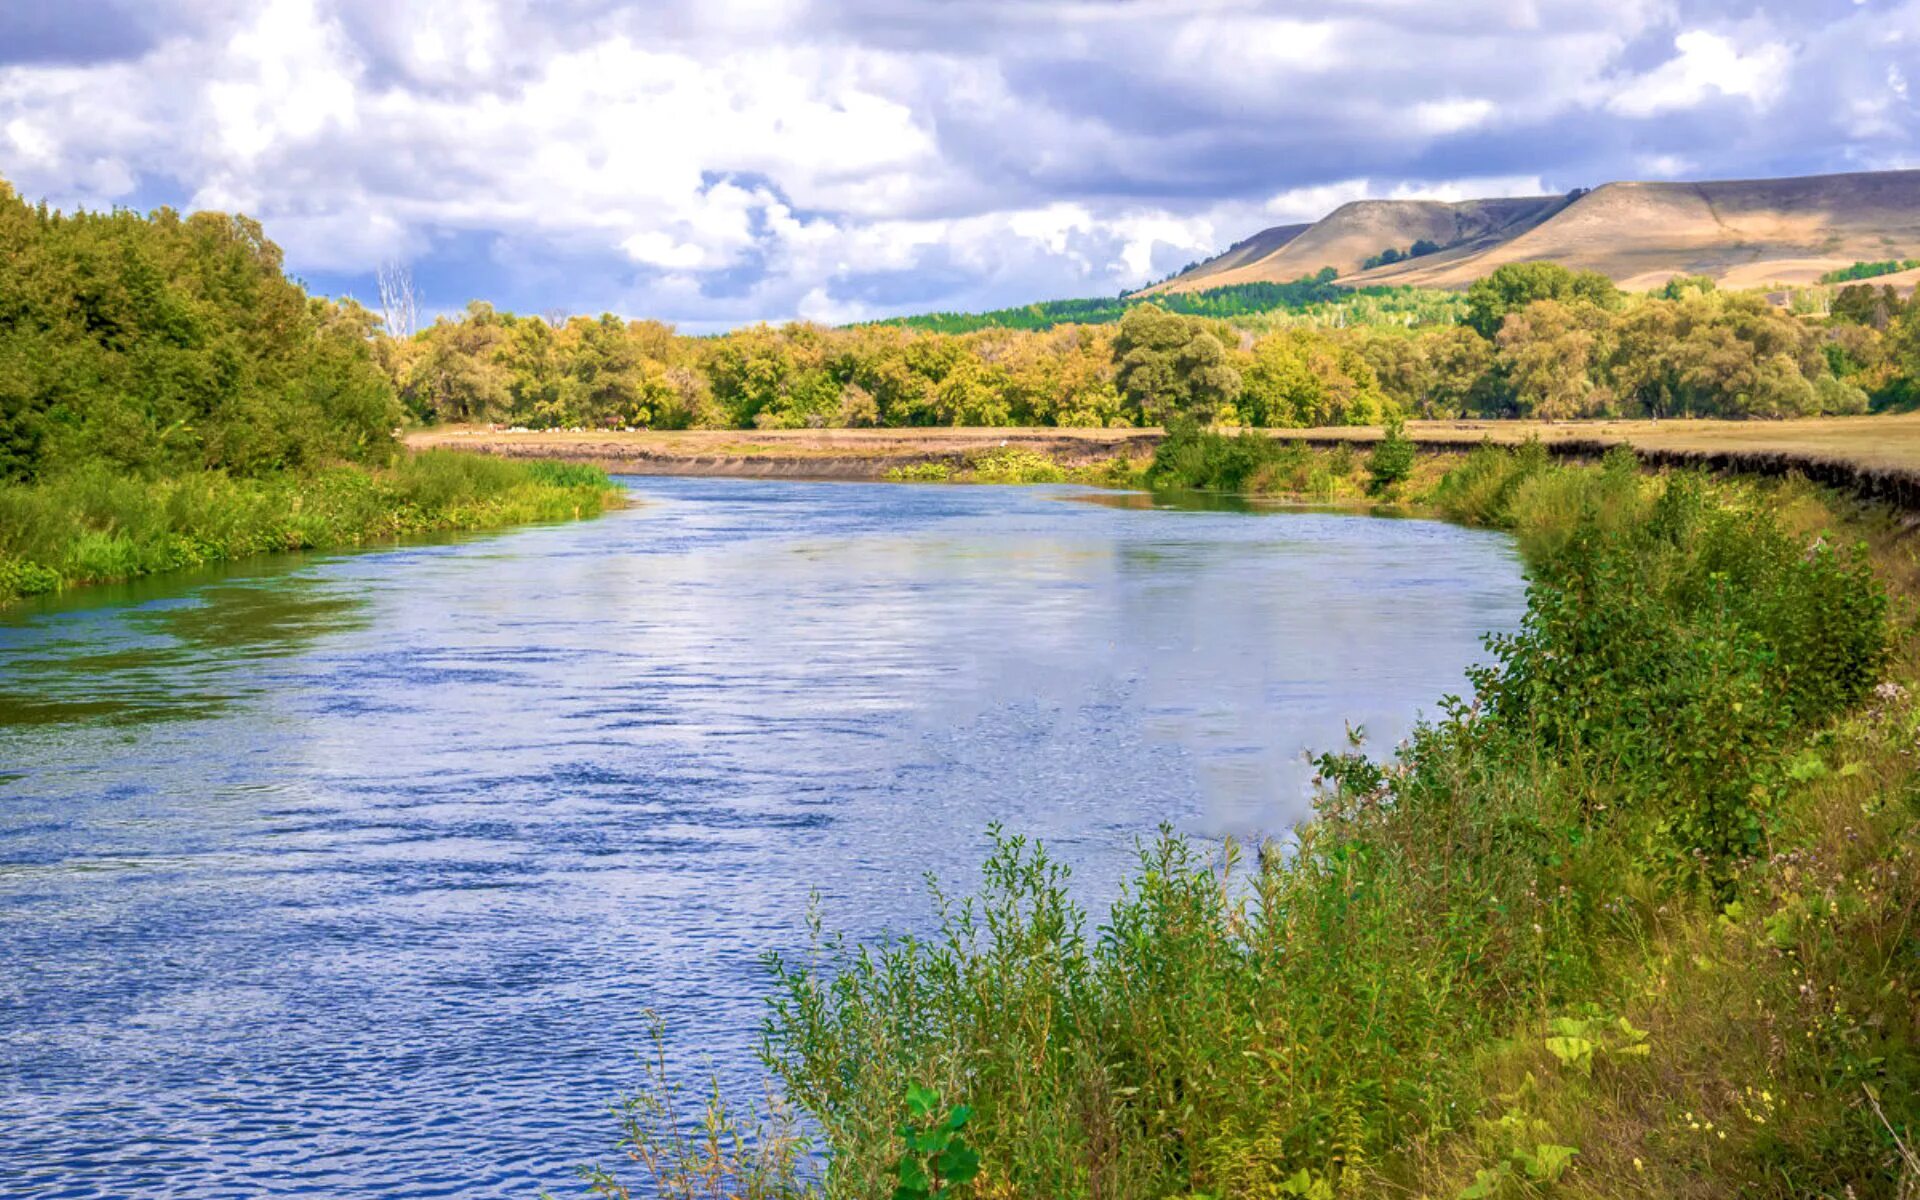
top-left (378, 261), bottom-right (420, 340)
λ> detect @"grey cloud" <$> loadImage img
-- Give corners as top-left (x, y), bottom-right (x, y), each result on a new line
top-left (0, 0), bottom-right (171, 65)
top-left (1, 0), bottom-right (1915, 327)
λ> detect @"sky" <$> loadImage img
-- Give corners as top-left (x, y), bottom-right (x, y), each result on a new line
top-left (1, 0), bottom-right (1916, 332)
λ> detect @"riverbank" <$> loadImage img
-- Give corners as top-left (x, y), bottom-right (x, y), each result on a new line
top-left (411, 413), bottom-right (1920, 506)
top-left (592, 446), bottom-right (1920, 1199)
top-left (0, 452), bottom-right (621, 607)
top-left (405, 425), bottom-right (1163, 480)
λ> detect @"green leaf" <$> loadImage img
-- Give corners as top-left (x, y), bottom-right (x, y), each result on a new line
top-left (911, 1128), bottom-right (952, 1154)
top-left (905, 1083), bottom-right (938, 1118)
top-left (1544, 1035), bottom-right (1596, 1073)
top-left (1457, 1164), bottom-right (1510, 1200)
top-left (936, 1142), bottom-right (981, 1184)
top-left (895, 1154), bottom-right (930, 1191)
top-left (1525, 1143), bottom-right (1578, 1182)
top-left (945, 1103), bottom-right (973, 1130)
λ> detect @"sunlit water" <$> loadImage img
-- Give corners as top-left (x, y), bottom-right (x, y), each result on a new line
top-left (0, 477), bottom-right (1526, 1198)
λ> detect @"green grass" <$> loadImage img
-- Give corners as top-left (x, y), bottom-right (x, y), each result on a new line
top-left (0, 450), bottom-right (620, 605)
top-left (583, 448), bottom-right (1919, 1200)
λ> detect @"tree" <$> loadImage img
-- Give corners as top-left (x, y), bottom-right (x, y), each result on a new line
top-left (1465, 262), bottom-right (1620, 339)
top-left (1112, 304), bottom-right (1242, 424)
top-left (1242, 330), bottom-right (1385, 426)
top-left (0, 182), bottom-right (397, 479)
top-left (1494, 299), bottom-right (1613, 418)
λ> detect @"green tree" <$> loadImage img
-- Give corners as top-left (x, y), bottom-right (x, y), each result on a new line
top-left (0, 180), bottom-right (396, 480)
top-left (1113, 304), bottom-right (1243, 424)
top-left (1465, 262), bottom-right (1620, 339)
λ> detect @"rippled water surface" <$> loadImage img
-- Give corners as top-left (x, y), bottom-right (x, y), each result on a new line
top-left (0, 477), bottom-right (1526, 1198)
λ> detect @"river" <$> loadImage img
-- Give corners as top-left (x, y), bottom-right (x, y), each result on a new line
top-left (0, 477), bottom-right (1526, 1198)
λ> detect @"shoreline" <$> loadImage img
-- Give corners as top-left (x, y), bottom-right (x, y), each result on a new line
top-left (407, 415), bottom-right (1920, 506)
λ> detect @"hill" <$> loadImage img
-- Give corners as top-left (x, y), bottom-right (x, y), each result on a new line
top-left (1149, 195), bottom-right (1567, 294)
top-left (1153, 168), bottom-right (1920, 294)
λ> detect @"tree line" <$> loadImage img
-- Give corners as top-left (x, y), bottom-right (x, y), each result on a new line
top-left (387, 262), bottom-right (1919, 430)
top-left (870, 271), bottom-right (1349, 333)
top-left (7, 176), bottom-right (1917, 458)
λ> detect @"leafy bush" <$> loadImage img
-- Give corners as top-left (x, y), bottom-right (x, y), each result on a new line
top-left (1364, 415), bottom-right (1416, 495)
top-left (0, 180), bottom-right (397, 482)
top-left (967, 448), bottom-right (1066, 484)
top-left (725, 453), bottom-right (1906, 1200)
top-left (884, 462), bottom-right (954, 483)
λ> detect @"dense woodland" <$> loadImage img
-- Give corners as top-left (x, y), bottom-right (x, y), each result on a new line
top-left (386, 263), bottom-right (1920, 432)
top-left (0, 182), bottom-right (611, 603)
top-left (0, 182), bottom-right (397, 483)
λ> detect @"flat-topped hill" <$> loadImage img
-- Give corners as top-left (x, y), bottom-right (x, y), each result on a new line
top-left (1152, 169), bottom-right (1920, 294)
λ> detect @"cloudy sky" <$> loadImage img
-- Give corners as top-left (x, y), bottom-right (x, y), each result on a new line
top-left (2, 1), bottom-right (1915, 330)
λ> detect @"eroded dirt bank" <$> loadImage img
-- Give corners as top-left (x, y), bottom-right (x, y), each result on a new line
top-left (407, 414), bottom-right (1920, 506)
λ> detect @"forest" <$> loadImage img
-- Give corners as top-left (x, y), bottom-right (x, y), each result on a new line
top-left (384, 264), bottom-right (1920, 433)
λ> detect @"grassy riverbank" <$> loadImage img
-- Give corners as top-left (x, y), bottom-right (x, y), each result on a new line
top-left (587, 447), bottom-right (1919, 1199)
top-left (0, 452), bottom-right (619, 606)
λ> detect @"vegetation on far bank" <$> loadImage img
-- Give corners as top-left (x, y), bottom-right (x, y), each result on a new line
top-left (385, 263), bottom-right (1920, 434)
top-left (0, 181), bottom-right (617, 606)
top-left (586, 445), bottom-right (1920, 1200)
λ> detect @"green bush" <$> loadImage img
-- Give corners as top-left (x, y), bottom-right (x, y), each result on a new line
top-left (1146, 418), bottom-right (1292, 491)
top-left (723, 454), bottom-right (1903, 1200)
top-left (885, 461), bottom-right (954, 483)
top-left (968, 448), bottom-right (1067, 484)
top-left (1364, 416), bottom-right (1416, 495)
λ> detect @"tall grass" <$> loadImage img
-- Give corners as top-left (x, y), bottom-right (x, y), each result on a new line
top-left (0, 451), bottom-right (619, 604)
top-left (588, 449), bottom-right (1919, 1199)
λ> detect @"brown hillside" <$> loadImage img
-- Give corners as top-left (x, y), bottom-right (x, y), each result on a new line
top-left (1160, 169), bottom-right (1920, 294)
top-left (1161, 222), bottom-right (1311, 289)
top-left (1147, 195), bottom-right (1563, 294)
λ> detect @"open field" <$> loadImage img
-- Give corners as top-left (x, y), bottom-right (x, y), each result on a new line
top-left (410, 413), bottom-right (1920, 496)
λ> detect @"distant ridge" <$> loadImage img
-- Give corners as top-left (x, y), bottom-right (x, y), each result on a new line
top-left (1149, 169), bottom-right (1920, 294)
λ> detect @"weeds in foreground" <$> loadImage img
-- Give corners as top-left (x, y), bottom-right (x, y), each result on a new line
top-left (585, 450), bottom-right (1919, 1199)
top-left (574, 1013), bottom-right (813, 1200)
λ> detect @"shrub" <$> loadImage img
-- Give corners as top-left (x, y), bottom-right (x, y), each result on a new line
top-left (1364, 415), bottom-right (1416, 495)
top-left (727, 453), bottom-right (1902, 1200)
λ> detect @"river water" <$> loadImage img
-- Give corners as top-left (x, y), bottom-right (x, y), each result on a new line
top-left (0, 477), bottom-right (1526, 1198)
